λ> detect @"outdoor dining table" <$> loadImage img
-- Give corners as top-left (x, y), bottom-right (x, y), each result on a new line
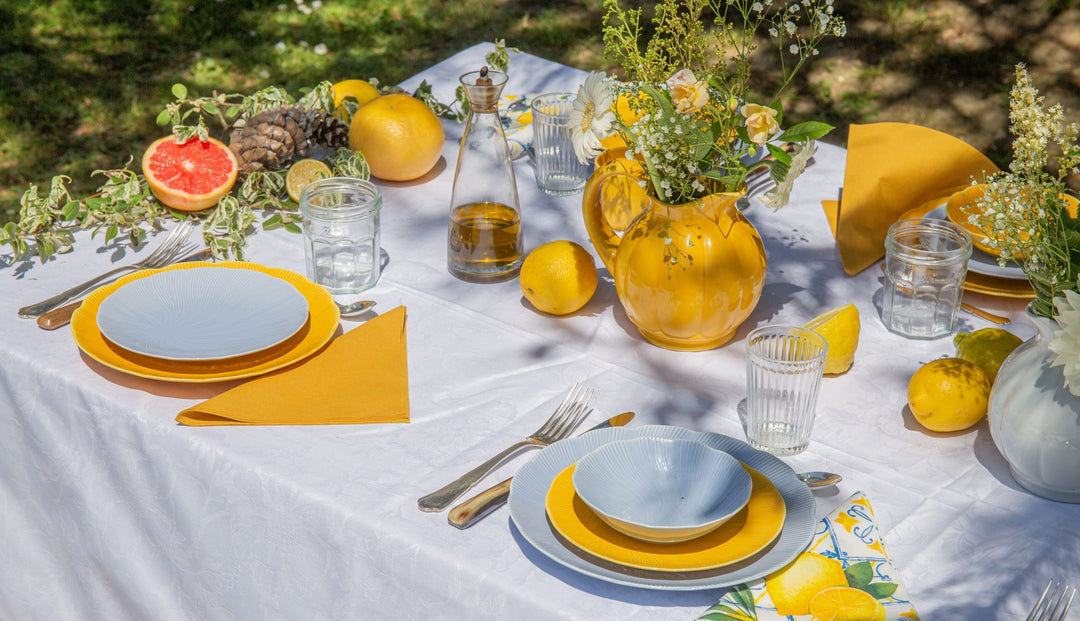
top-left (1, 44), bottom-right (1077, 620)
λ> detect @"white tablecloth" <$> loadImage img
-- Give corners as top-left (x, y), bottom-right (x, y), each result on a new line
top-left (1, 44), bottom-right (1077, 620)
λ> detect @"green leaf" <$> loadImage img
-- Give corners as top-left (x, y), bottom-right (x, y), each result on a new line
top-left (282, 221), bottom-right (302, 234)
top-left (779, 121), bottom-right (834, 142)
top-left (105, 223), bottom-right (118, 243)
top-left (862, 582), bottom-right (899, 599)
top-left (766, 143), bottom-right (793, 166)
top-left (845, 561), bottom-right (873, 588)
top-left (727, 583), bottom-right (756, 610)
top-left (171, 83), bottom-right (188, 100)
top-left (156, 109), bottom-right (172, 126)
top-left (262, 213), bottom-right (283, 230)
top-left (203, 101), bottom-right (219, 115)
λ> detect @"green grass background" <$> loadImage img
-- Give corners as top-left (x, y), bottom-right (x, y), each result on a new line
top-left (3, 0), bottom-right (1078, 224)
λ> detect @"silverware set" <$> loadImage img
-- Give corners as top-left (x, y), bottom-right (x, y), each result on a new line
top-left (19, 220), bottom-right (198, 319)
top-left (1028, 580), bottom-right (1076, 621)
top-left (418, 383), bottom-right (593, 512)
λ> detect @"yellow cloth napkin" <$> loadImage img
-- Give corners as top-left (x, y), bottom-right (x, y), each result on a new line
top-left (822, 122), bottom-right (998, 275)
top-left (176, 306), bottom-right (409, 426)
top-left (701, 492), bottom-right (920, 620)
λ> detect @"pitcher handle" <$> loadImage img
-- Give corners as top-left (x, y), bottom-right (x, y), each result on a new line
top-left (581, 167), bottom-right (648, 274)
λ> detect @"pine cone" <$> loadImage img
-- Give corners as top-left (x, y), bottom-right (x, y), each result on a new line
top-left (229, 106), bottom-right (306, 174)
top-left (298, 108), bottom-right (350, 156)
top-left (228, 106), bottom-right (349, 175)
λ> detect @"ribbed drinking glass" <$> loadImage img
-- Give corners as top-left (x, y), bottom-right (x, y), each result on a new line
top-left (745, 325), bottom-right (828, 456)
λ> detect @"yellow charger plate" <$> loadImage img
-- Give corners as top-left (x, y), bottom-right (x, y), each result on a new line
top-left (545, 463), bottom-right (786, 573)
top-left (897, 202), bottom-right (1034, 299)
top-left (70, 261), bottom-right (340, 383)
top-left (945, 184), bottom-right (1080, 259)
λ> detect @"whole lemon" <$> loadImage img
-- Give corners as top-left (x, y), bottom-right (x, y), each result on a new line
top-left (349, 94), bottom-right (445, 181)
top-left (520, 241), bottom-right (598, 315)
top-left (331, 79), bottom-right (380, 121)
top-left (954, 328), bottom-right (1022, 383)
top-left (907, 358), bottom-right (991, 432)
top-left (765, 552), bottom-right (847, 616)
top-left (804, 304), bottom-right (861, 375)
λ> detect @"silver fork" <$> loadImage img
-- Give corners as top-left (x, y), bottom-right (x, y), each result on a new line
top-left (418, 383), bottom-right (593, 512)
top-left (1028, 580), bottom-right (1076, 621)
top-left (18, 220), bottom-right (196, 318)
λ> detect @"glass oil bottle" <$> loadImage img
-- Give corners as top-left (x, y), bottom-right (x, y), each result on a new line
top-left (447, 66), bottom-right (523, 283)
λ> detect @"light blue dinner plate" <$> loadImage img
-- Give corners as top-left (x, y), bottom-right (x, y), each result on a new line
top-left (508, 424), bottom-right (816, 591)
top-left (924, 204), bottom-right (1026, 280)
top-left (96, 266), bottom-right (309, 361)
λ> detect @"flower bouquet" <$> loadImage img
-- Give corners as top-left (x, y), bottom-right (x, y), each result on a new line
top-left (963, 64), bottom-right (1080, 393)
top-left (570, 0), bottom-right (846, 209)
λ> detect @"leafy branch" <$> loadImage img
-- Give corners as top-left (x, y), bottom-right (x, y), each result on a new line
top-left (3, 41), bottom-right (516, 264)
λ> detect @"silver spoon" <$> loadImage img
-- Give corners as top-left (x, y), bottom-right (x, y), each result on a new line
top-left (797, 471), bottom-right (843, 488)
top-left (336, 300), bottom-right (376, 316)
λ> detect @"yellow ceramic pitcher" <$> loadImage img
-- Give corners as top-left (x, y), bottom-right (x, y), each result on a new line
top-left (582, 151), bottom-right (766, 351)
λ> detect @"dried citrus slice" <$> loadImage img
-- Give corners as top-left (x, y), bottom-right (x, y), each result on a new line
top-left (142, 136), bottom-right (238, 212)
top-left (286, 158), bottom-right (333, 202)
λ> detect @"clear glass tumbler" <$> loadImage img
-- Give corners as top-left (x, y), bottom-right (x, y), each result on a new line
top-left (745, 325), bottom-right (828, 456)
top-left (881, 218), bottom-right (972, 339)
top-left (530, 93), bottom-right (592, 196)
top-left (299, 177), bottom-right (382, 294)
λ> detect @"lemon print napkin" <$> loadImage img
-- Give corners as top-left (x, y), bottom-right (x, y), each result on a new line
top-left (176, 306), bottom-right (409, 426)
top-left (822, 122), bottom-right (998, 275)
top-left (700, 492), bottom-right (920, 621)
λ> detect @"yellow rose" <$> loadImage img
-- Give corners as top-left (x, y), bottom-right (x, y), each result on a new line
top-left (666, 69), bottom-right (709, 114)
top-left (741, 103), bottom-right (780, 145)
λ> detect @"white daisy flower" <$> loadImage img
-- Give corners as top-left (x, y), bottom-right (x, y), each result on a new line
top-left (569, 72), bottom-right (616, 164)
top-left (1049, 289), bottom-right (1080, 396)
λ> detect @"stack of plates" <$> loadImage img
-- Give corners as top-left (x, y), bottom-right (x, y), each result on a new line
top-left (507, 424), bottom-right (816, 591)
top-left (70, 262), bottom-right (340, 382)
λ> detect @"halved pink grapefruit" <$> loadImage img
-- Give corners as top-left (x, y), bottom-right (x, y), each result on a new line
top-left (141, 135), bottom-right (239, 211)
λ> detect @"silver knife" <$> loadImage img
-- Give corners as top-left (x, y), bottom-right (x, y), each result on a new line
top-left (447, 411), bottom-right (635, 529)
top-left (35, 248), bottom-right (213, 331)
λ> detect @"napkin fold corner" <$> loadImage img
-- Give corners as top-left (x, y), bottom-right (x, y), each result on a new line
top-left (824, 122), bottom-right (999, 276)
top-left (701, 490), bottom-right (920, 621)
top-left (176, 305), bottom-right (409, 426)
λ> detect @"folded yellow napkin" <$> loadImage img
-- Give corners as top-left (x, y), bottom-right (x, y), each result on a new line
top-left (176, 306), bottom-right (409, 426)
top-left (822, 122), bottom-right (998, 275)
top-left (701, 492), bottom-right (919, 620)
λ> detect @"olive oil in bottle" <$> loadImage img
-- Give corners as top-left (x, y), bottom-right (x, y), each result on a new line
top-left (448, 201), bottom-right (523, 281)
top-left (447, 66), bottom-right (523, 283)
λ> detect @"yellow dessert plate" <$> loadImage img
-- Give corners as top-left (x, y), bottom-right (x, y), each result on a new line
top-left (545, 463), bottom-right (786, 573)
top-left (944, 185), bottom-right (1003, 257)
top-left (70, 261), bottom-right (340, 383)
top-left (961, 270), bottom-right (1035, 299)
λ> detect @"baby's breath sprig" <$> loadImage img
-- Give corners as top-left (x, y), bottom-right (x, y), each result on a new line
top-left (967, 64), bottom-right (1080, 319)
top-left (576, 0), bottom-right (843, 206)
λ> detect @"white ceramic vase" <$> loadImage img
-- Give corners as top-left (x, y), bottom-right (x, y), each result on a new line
top-left (988, 304), bottom-right (1080, 503)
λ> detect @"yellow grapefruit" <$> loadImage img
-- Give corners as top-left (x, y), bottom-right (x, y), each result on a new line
top-left (348, 94), bottom-right (444, 181)
top-left (141, 135), bottom-right (238, 212)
